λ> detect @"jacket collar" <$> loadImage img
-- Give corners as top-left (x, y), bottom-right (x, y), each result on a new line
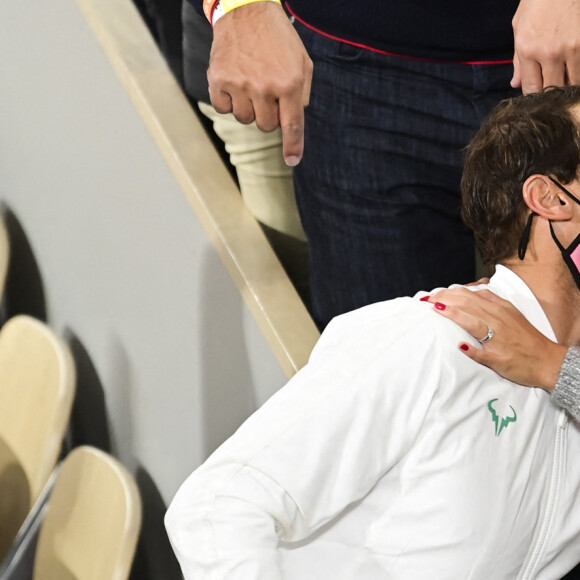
top-left (487, 265), bottom-right (557, 343)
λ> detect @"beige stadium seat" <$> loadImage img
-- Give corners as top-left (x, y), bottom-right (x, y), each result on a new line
top-left (0, 315), bottom-right (76, 561)
top-left (33, 446), bottom-right (142, 580)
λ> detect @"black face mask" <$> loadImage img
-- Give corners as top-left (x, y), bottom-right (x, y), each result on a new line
top-left (518, 177), bottom-right (580, 291)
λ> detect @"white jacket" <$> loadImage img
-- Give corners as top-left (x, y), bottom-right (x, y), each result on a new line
top-left (166, 266), bottom-right (580, 579)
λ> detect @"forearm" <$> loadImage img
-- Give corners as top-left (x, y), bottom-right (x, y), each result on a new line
top-left (165, 465), bottom-right (289, 579)
top-left (551, 346), bottom-right (580, 421)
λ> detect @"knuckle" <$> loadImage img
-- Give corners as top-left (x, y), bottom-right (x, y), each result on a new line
top-left (213, 102), bottom-right (232, 114)
top-left (209, 93), bottom-right (232, 114)
top-left (207, 67), bottom-right (227, 88)
top-left (235, 112), bottom-right (255, 125)
top-left (544, 48), bottom-right (561, 63)
top-left (282, 74), bottom-right (305, 96)
top-left (253, 80), bottom-right (279, 99)
top-left (563, 39), bottom-right (580, 59)
top-left (256, 119), bottom-right (279, 133)
top-left (515, 36), bottom-right (548, 61)
top-left (516, 41), bottom-right (535, 60)
top-left (281, 119), bottom-right (303, 137)
top-left (268, 73), bottom-right (304, 99)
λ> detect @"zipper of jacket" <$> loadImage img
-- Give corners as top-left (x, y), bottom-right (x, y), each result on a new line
top-left (518, 410), bottom-right (568, 580)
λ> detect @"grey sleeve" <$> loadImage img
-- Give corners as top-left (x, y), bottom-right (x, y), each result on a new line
top-left (551, 346), bottom-right (580, 422)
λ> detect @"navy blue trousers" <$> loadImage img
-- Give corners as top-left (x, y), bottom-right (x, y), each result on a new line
top-left (293, 20), bottom-right (519, 329)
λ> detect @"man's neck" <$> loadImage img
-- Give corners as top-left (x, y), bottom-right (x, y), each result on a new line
top-left (505, 259), bottom-right (580, 347)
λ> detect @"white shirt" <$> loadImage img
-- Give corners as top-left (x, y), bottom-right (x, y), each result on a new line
top-left (166, 266), bottom-right (580, 579)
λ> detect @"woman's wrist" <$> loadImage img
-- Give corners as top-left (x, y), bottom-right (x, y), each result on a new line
top-left (551, 346), bottom-right (580, 421)
top-left (539, 343), bottom-right (568, 392)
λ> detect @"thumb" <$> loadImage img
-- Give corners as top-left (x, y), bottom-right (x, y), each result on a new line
top-left (458, 342), bottom-right (495, 369)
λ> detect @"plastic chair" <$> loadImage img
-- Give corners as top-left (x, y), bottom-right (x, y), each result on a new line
top-left (0, 315), bottom-right (76, 561)
top-left (33, 446), bottom-right (142, 580)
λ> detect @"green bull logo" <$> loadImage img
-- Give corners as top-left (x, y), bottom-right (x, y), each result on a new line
top-left (488, 398), bottom-right (517, 437)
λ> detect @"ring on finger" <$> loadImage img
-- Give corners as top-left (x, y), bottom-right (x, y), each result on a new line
top-left (477, 326), bottom-right (495, 344)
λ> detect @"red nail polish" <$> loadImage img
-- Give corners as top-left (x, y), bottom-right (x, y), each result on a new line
top-left (460, 343), bottom-right (469, 351)
top-left (435, 302), bottom-right (446, 311)
top-left (420, 296), bottom-right (430, 302)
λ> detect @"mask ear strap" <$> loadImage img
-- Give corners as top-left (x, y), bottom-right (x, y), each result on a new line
top-left (518, 212), bottom-right (537, 260)
top-left (549, 220), bottom-right (566, 252)
top-left (549, 176), bottom-right (580, 205)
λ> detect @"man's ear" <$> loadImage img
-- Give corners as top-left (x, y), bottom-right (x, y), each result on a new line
top-left (522, 174), bottom-right (574, 221)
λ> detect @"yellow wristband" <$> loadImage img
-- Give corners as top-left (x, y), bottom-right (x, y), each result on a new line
top-left (210, 0), bottom-right (282, 26)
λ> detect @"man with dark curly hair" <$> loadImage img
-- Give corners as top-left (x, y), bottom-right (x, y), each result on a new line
top-left (166, 86), bottom-right (580, 580)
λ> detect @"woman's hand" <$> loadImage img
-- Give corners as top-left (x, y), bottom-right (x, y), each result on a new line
top-left (424, 288), bottom-right (567, 391)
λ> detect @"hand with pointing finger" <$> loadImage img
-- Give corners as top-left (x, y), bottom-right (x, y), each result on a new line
top-left (209, 2), bottom-right (313, 166)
